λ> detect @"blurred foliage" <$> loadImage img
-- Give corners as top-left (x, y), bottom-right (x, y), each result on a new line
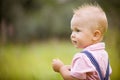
top-left (0, 0), bottom-right (120, 42)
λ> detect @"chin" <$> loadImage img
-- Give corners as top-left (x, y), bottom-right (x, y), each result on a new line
top-left (77, 46), bottom-right (85, 49)
top-left (74, 44), bottom-right (84, 49)
top-left (74, 45), bottom-right (78, 48)
top-left (75, 46), bottom-right (81, 49)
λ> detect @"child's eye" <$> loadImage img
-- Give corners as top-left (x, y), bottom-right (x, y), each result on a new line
top-left (76, 29), bottom-right (80, 32)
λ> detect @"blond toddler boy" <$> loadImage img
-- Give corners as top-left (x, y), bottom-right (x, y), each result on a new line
top-left (52, 4), bottom-right (112, 80)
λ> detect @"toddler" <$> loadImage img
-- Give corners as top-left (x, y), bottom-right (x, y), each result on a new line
top-left (52, 4), bottom-right (112, 80)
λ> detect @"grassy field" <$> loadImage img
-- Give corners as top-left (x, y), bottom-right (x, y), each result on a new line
top-left (0, 40), bottom-right (120, 80)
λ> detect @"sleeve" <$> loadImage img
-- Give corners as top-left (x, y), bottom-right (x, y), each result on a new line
top-left (70, 53), bottom-right (96, 79)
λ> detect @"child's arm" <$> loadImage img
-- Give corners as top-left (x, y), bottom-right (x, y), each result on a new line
top-left (52, 59), bottom-right (79, 80)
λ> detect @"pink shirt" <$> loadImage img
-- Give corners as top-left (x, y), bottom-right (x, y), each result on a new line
top-left (70, 42), bottom-right (112, 80)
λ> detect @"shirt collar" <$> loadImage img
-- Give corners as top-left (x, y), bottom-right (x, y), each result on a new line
top-left (83, 42), bottom-right (105, 51)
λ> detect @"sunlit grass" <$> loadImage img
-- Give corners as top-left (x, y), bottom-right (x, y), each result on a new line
top-left (0, 40), bottom-right (79, 80)
top-left (0, 39), bottom-right (120, 80)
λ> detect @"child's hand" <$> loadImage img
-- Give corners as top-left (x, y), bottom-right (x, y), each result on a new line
top-left (52, 59), bottom-right (64, 72)
top-left (65, 65), bottom-right (71, 71)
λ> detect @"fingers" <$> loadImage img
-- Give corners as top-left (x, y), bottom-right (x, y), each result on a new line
top-left (52, 58), bottom-right (58, 62)
top-left (52, 58), bottom-right (62, 64)
top-left (52, 58), bottom-right (64, 72)
top-left (52, 58), bottom-right (60, 61)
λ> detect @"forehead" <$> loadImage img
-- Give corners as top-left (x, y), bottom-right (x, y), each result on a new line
top-left (71, 14), bottom-right (97, 31)
top-left (71, 14), bottom-right (90, 28)
top-left (71, 15), bottom-right (80, 26)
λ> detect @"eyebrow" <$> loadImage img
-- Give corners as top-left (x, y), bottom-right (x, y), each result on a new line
top-left (71, 26), bottom-right (81, 31)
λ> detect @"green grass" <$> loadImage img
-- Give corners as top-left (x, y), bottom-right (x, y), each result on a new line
top-left (0, 40), bottom-right (78, 80)
top-left (0, 40), bottom-right (120, 80)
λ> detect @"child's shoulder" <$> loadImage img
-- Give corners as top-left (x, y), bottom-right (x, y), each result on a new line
top-left (73, 52), bottom-right (89, 60)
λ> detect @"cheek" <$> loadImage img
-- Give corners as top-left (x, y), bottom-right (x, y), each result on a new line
top-left (76, 33), bottom-right (83, 39)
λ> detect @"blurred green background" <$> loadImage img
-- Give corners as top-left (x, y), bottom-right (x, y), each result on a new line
top-left (0, 0), bottom-right (120, 80)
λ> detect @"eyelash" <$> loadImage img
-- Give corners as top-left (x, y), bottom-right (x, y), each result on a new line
top-left (76, 29), bottom-right (80, 32)
top-left (71, 29), bottom-right (81, 32)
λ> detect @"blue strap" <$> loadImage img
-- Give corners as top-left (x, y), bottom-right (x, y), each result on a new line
top-left (104, 61), bottom-right (109, 80)
top-left (82, 51), bottom-right (109, 80)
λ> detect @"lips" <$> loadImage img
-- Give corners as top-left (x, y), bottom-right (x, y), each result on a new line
top-left (72, 40), bottom-right (77, 44)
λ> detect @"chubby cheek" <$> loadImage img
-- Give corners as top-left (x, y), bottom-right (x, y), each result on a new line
top-left (76, 37), bottom-right (86, 48)
top-left (76, 41), bottom-right (83, 48)
top-left (73, 38), bottom-right (81, 48)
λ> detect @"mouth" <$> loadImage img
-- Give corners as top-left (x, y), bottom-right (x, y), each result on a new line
top-left (72, 40), bottom-right (77, 44)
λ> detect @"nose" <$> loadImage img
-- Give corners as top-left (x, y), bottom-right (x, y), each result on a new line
top-left (71, 32), bottom-right (76, 39)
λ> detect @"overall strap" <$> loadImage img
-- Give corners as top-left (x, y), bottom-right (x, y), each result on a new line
top-left (104, 61), bottom-right (109, 80)
top-left (82, 51), bottom-right (110, 80)
top-left (82, 51), bottom-right (104, 80)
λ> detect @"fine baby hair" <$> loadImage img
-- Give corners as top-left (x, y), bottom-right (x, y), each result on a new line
top-left (72, 3), bottom-right (108, 36)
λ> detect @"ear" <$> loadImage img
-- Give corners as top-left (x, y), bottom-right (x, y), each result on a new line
top-left (92, 30), bottom-right (102, 41)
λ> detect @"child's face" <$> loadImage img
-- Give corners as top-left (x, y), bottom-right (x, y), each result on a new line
top-left (70, 15), bottom-right (94, 48)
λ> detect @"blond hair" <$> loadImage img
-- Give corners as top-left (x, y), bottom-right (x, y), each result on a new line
top-left (73, 4), bottom-right (108, 35)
